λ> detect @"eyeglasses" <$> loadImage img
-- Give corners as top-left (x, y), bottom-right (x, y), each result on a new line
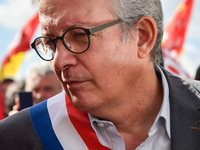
top-left (31, 19), bottom-right (123, 61)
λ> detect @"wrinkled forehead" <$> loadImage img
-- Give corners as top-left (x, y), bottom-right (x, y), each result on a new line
top-left (39, 0), bottom-right (116, 35)
top-left (39, 0), bottom-right (114, 21)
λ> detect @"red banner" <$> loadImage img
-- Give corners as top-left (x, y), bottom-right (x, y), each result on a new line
top-left (0, 13), bottom-right (39, 81)
top-left (162, 0), bottom-right (194, 78)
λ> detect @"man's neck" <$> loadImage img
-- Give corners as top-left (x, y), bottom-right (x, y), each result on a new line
top-left (92, 65), bottom-right (163, 149)
top-left (118, 67), bottom-right (163, 149)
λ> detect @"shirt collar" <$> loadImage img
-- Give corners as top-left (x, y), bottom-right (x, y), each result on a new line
top-left (154, 66), bottom-right (171, 139)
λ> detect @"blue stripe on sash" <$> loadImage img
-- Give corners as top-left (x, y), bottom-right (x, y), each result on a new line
top-left (29, 100), bottom-right (63, 150)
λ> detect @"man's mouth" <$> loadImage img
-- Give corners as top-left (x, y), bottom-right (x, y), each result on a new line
top-left (64, 80), bottom-right (86, 89)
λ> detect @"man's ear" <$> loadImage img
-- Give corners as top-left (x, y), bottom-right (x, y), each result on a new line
top-left (135, 16), bottom-right (157, 59)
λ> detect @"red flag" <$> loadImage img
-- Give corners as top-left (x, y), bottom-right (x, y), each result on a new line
top-left (0, 13), bottom-right (39, 119)
top-left (162, 0), bottom-right (194, 78)
top-left (0, 13), bottom-right (39, 81)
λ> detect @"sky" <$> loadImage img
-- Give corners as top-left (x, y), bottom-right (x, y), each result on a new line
top-left (0, 0), bottom-right (200, 79)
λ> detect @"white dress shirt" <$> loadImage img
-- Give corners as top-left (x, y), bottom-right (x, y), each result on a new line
top-left (89, 67), bottom-right (171, 150)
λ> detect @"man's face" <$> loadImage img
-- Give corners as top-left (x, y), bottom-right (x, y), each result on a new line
top-left (39, 0), bottom-right (143, 114)
top-left (27, 73), bottom-right (61, 105)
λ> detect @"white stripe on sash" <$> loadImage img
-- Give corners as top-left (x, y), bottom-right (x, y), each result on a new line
top-left (47, 92), bottom-right (88, 150)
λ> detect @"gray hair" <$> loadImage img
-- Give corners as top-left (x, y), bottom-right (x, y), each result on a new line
top-left (111, 0), bottom-right (164, 65)
top-left (25, 62), bottom-right (61, 90)
top-left (26, 62), bottom-right (54, 79)
top-left (31, 0), bottom-right (164, 65)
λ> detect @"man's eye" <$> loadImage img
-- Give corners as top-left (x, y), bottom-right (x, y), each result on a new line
top-left (43, 39), bottom-right (52, 45)
top-left (73, 32), bottom-right (87, 37)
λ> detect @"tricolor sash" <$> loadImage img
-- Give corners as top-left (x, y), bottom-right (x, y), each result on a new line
top-left (30, 92), bottom-right (111, 150)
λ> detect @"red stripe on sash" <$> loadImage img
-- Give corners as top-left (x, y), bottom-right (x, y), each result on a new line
top-left (65, 94), bottom-right (111, 150)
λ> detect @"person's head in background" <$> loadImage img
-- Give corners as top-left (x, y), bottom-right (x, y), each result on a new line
top-left (2, 78), bottom-right (14, 91)
top-left (4, 79), bottom-right (25, 116)
top-left (25, 62), bottom-right (62, 105)
top-left (1, 78), bottom-right (15, 115)
top-left (2, 78), bottom-right (14, 99)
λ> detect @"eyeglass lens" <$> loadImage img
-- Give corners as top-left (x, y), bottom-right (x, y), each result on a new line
top-left (34, 28), bottom-right (90, 60)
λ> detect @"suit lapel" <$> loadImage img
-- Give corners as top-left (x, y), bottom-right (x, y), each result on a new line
top-left (162, 68), bottom-right (200, 150)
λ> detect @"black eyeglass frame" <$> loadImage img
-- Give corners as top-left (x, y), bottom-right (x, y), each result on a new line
top-left (31, 19), bottom-right (123, 61)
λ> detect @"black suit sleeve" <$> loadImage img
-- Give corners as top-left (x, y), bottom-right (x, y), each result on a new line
top-left (0, 108), bottom-right (45, 150)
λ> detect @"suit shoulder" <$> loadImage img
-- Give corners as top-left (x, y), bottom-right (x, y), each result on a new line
top-left (183, 78), bottom-right (200, 99)
top-left (0, 108), bottom-right (44, 150)
top-left (0, 108), bottom-right (30, 132)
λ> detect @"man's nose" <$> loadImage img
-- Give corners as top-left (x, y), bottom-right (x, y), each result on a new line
top-left (52, 40), bottom-right (78, 71)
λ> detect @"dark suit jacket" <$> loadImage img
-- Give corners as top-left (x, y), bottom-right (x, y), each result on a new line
top-left (163, 69), bottom-right (200, 149)
top-left (0, 68), bottom-right (200, 150)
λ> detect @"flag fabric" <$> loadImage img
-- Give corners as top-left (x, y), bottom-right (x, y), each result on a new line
top-left (30, 92), bottom-right (111, 150)
top-left (0, 13), bottom-right (39, 81)
top-left (162, 0), bottom-right (194, 78)
top-left (0, 13), bottom-right (39, 120)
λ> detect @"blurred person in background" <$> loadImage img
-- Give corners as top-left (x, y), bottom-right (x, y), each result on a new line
top-left (2, 78), bottom-right (14, 92)
top-left (1, 78), bottom-right (15, 116)
top-left (4, 79), bottom-right (25, 116)
top-left (25, 62), bottom-right (62, 105)
top-left (10, 62), bottom-right (62, 114)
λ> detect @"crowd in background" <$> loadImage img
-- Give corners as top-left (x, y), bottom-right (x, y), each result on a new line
top-left (1, 62), bottom-right (62, 117)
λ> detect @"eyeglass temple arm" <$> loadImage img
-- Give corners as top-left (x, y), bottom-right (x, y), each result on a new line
top-left (89, 19), bottom-right (123, 34)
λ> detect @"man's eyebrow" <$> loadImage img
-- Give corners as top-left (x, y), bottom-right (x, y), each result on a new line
top-left (41, 28), bottom-right (60, 37)
top-left (65, 19), bottom-right (108, 29)
top-left (63, 22), bottom-right (98, 30)
top-left (41, 27), bottom-right (51, 36)
top-left (40, 21), bottom-right (101, 37)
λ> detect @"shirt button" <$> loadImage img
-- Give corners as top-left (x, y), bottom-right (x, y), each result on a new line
top-left (97, 123), bottom-right (105, 127)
